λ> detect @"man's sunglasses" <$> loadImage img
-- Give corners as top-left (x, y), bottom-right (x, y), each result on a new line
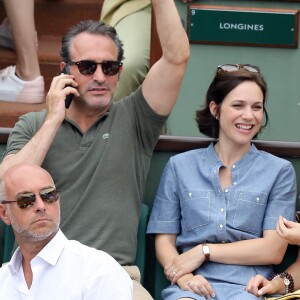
top-left (1, 187), bottom-right (60, 209)
top-left (68, 60), bottom-right (123, 76)
top-left (217, 64), bottom-right (260, 73)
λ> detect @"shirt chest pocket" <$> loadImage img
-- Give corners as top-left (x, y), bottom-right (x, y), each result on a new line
top-left (233, 190), bottom-right (268, 235)
top-left (181, 190), bottom-right (212, 231)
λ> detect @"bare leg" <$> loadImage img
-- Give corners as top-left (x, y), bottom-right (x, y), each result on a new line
top-left (0, 0), bottom-right (44, 103)
top-left (3, 0), bottom-right (41, 80)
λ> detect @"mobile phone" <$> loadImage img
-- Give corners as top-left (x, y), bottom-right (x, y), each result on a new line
top-left (62, 66), bottom-right (74, 109)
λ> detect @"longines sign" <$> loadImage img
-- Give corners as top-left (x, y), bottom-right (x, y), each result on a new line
top-left (188, 5), bottom-right (299, 48)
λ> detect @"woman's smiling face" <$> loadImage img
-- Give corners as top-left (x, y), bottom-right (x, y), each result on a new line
top-left (214, 80), bottom-right (264, 146)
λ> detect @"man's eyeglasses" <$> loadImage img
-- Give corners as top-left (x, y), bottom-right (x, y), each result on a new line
top-left (217, 64), bottom-right (260, 73)
top-left (1, 187), bottom-right (60, 209)
top-left (68, 60), bottom-right (123, 76)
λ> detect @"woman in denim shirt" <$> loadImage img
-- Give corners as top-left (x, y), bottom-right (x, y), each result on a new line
top-left (147, 64), bottom-right (297, 300)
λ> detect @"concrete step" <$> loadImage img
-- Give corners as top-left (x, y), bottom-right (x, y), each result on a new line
top-left (0, 102), bottom-right (46, 129)
top-left (0, 0), bottom-right (103, 37)
top-left (33, 1), bottom-right (102, 37)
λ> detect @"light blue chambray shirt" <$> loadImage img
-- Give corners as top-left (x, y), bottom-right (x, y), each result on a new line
top-left (147, 143), bottom-right (297, 287)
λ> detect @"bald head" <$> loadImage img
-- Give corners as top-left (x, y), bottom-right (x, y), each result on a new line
top-left (0, 163), bottom-right (60, 245)
top-left (1, 163), bottom-right (54, 201)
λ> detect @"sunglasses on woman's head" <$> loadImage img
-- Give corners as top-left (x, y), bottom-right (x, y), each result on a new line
top-left (68, 60), bottom-right (123, 76)
top-left (1, 187), bottom-right (60, 209)
top-left (217, 64), bottom-right (260, 73)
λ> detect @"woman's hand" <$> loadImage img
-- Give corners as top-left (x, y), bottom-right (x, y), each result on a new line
top-left (246, 274), bottom-right (281, 297)
top-left (177, 274), bottom-right (215, 299)
top-left (165, 244), bottom-right (205, 284)
top-left (277, 216), bottom-right (300, 246)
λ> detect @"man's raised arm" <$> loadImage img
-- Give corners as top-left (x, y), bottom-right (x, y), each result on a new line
top-left (142, 0), bottom-right (190, 116)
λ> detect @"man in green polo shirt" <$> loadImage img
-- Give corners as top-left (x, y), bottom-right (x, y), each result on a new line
top-left (0, 1), bottom-right (190, 299)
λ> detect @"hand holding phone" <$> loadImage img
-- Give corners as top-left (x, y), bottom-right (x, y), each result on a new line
top-left (62, 66), bottom-right (75, 109)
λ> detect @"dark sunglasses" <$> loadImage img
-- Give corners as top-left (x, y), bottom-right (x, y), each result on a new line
top-left (1, 187), bottom-right (60, 209)
top-left (68, 60), bottom-right (123, 76)
top-left (217, 64), bottom-right (260, 73)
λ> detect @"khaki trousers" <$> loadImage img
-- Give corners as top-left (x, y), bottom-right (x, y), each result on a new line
top-left (113, 6), bottom-right (151, 101)
top-left (123, 265), bottom-right (153, 300)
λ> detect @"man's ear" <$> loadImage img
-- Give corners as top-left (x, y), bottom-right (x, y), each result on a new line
top-left (60, 62), bottom-right (67, 73)
top-left (0, 204), bottom-right (11, 225)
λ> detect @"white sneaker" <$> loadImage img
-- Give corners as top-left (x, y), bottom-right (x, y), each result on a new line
top-left (0, 18), bottom-right (15, 50)
top-left (0, 66), bottom-right (44, 103)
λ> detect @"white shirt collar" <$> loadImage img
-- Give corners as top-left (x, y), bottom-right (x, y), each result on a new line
top-left (8, 229), bottom-right (67, 276)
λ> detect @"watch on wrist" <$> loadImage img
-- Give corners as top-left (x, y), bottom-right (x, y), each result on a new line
top-left (283, 277), bottom-right (290, 294)
top-left (280, 272), bottom-right (294, 294)
top-left (202, 243), bottom-right (210, 261)
top-left (270, 272), bottom-right (294, 294)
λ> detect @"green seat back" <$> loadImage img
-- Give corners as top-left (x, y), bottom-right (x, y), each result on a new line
top-left (3, 225), bottom-right (14, 263)
top-left (134, 203), bottom-right (149, 285)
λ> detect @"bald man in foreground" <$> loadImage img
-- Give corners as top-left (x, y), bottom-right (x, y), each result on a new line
top-left (0, 163), bottom-right (132, 299)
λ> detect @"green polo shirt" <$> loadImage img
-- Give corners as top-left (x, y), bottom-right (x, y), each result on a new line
top-left (4, 86), bottom-right (167, 265)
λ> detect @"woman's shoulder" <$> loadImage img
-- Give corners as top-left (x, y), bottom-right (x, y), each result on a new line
top-left (256, 148), bottom-right (292, 167)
